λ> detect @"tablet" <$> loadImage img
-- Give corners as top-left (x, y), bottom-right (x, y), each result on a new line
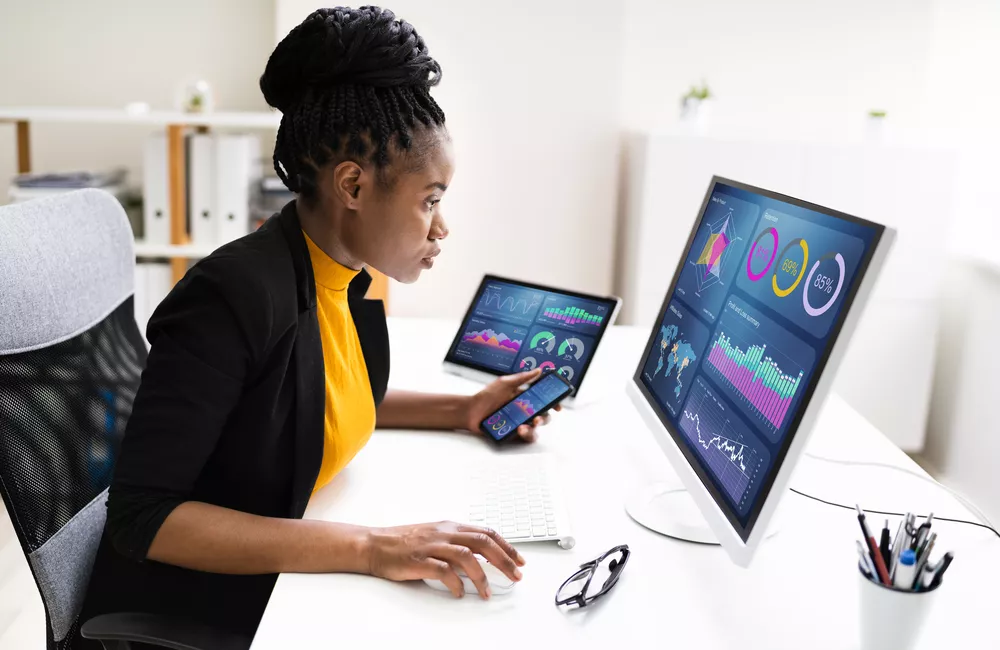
top-left (443, 275), bottom-right (621, 403)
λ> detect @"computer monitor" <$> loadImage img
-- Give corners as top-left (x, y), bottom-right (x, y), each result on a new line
top-left (626, 176), bottom-right (894, 567)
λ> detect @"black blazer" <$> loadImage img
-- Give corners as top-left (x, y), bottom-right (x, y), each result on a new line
top-left (80, 201), bottom-right (390, 639)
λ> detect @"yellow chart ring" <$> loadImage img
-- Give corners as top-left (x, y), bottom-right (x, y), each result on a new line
top-left (772, 238), bottom-right (809, 298)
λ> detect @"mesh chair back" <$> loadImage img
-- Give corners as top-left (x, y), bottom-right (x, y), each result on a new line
top-left (0, 189), bottom-right (147, 647)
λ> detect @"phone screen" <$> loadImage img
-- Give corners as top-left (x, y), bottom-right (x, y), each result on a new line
top-left (481, 372), bottom-right (573, 441)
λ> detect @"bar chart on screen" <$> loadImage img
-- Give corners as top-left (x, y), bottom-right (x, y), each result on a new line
top-left (704, 296), bottom-right (815, 442)
top-left (535, 294), bottom-right (609, 333)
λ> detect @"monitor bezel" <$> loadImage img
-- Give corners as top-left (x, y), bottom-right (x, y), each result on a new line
top-left (443, 274), bottom-right (621, 394)
top-left (628, 175), bottom-right (890, 565)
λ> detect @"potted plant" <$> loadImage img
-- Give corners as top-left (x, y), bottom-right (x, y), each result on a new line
top-left (866, 109), bottom-right (887, 141)
top-left (176, 78), bottom-right (216, 114)
top-left (680, 81), bottom-right (713, 131)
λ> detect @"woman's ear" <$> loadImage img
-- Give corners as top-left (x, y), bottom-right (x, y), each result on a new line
top-left (332, 160), bottom-right (364, 210)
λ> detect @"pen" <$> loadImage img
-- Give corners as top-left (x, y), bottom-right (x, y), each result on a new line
top-left (857, 505), bottom-right (891, 585)
top-left (928, 552), bottom-right (954, 590)
top-left (900, 513), bottom-right (914, 556)
top-left (917, 561), bottom-right (937, 591)
top-left (856, 540), bottom-right (876, 579)
top-left (917, 531), bottom-right (936, 563)
top-left (889, 517), bottom-right (905, 580)
top-left (913, 512), bottom-right (933, 551)
top-left (879, 519), bottom-right (891, 566)
top-left (911, 534), bottom-right (936, 590)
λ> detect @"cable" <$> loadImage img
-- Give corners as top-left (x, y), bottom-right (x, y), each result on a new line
top-left (803, 451), bottom-right (998, 532)
top-left (792, 451), bottom-right (1000, 540)
top-left (803, 452), bottom-right (998, 530)
top-left (789, 488), bottom-right (999, 539)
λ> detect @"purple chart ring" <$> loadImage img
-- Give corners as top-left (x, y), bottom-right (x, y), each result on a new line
top-left (746, 227), bottom-right (778, 282)
top-left (803, 252), bottom-right (846, 317)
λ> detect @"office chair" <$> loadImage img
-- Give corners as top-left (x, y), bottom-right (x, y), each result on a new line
top-left (0, 189), bottom-right (249, 650)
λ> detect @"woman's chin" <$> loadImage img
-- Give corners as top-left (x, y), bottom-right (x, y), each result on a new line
top-left (389, 268), bottom-right (422, 285)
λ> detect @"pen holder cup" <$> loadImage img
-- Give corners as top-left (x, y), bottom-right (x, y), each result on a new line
top-left (858, 568), bottom-right (940, 650)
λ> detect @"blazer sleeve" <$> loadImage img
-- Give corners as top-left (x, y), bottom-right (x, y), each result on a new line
top-left (106, 258), bottom-right (272, 561)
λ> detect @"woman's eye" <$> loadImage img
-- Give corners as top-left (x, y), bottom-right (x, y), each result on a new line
top-left (426, 199), bottom-right (440, 209)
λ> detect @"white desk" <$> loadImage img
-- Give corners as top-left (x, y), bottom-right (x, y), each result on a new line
top-left (252, 319), bottom-right (998, 649)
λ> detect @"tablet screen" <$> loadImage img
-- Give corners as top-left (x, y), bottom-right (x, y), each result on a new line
top-left (445, 276), bottom-right (618, 391)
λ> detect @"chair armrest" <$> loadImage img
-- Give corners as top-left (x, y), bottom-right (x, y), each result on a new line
top-left (81, 612), bottom-right (252, 650)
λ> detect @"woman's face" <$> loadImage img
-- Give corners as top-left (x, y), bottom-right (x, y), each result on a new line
top-left (340, 128), bottom-right (455, 284)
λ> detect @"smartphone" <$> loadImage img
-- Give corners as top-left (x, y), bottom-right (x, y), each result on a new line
top-left (480, 371), bottom-right (575, 443)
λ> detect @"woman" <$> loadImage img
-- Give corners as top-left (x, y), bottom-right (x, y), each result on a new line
top-left (81, 6), bottom-right (553, 642)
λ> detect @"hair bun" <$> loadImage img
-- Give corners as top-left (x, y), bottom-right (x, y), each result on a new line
top-left (260, 6), bottom-right (440, 112)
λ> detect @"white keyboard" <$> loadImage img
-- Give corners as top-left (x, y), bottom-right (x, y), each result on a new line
top-left (466, 454), bottom-right (575, 550)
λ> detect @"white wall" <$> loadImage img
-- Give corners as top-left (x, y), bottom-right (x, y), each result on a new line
top-left (620, 0), bottom-right (935, 136)
top-left (0, 0), bottom-right (275, 198)
top-left (922, 0), bottom-right (1000, 137)
top-left (277, 1), bottom-right (625, 318)
top-left (926, 261), bottom-right (1000, 525)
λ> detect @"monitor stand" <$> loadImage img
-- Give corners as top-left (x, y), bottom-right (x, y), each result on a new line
top-left (625, 482), bottom-right (782, 544)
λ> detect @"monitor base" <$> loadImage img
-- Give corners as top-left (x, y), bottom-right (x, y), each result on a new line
top-left (625, 482), bottom-right (782, 545)
top-left (625, 482), bottom-right (720, 544)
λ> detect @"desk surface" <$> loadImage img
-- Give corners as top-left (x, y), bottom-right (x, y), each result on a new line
top-left (252, 319), bottom-right (997, 649)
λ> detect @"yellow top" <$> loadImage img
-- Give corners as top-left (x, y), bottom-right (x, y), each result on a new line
top-left (304, 231), bottom-right (377, 493)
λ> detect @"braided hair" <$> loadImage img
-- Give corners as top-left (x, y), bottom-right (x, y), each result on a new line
top-left (260, 6), bottom-right (446, 198)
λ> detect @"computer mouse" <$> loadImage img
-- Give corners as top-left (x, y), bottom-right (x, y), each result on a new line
top-left (422, 556), bottom-right (515, 596)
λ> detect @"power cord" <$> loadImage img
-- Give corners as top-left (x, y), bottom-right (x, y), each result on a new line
top-left (791, 451), bottom-right (1000, 541)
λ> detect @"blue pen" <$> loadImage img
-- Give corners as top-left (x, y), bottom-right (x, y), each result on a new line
top-left (894, 549), bottom-right (917, 590)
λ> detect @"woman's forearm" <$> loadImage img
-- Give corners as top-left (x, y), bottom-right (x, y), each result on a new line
top-left (146, 501), bottom-right (371, 575)
top-left (375, 389), bottom-right (470, 430)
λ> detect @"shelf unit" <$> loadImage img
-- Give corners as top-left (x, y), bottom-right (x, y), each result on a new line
top-left (133, 241), bottom-right (218, 259)
top-left (0, 107), bottom-right (390, 303)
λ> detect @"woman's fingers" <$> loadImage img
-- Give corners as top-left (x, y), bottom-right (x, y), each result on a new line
top-left (517, 424), bottom-right (537, 443)
top-left (423, 558), bottom-right (465, 598)
top-left (532, 413), bottom-right (551, 427)
top-left (431, 544), bottom-right (491, 599)
top-left (472, 526), bottom-right (525, 567)
top-left (451, 530), bottom-right (523, 581)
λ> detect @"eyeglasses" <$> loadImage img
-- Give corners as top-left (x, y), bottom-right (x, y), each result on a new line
top-left (555, 544), bottom-right (630, 608)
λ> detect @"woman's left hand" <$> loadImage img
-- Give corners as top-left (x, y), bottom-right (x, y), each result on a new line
top-left (463, 368), bottom-right (560, 443)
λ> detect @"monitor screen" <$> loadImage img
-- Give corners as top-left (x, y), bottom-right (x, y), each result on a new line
top-left (633, 178), bottom-right (884, 541)
top-left (445, 276), bottom-right (618, 391)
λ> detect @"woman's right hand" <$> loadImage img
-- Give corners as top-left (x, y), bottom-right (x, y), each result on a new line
top-left (365, 521), bottom-right (525, 599)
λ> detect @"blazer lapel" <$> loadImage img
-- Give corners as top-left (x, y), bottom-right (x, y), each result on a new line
top-left (290, 308), bottom-right (325, 517)
top-left (348, 270), bottom-right (390, 407)
top-left (278, 202), bottom-right (324, 518)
